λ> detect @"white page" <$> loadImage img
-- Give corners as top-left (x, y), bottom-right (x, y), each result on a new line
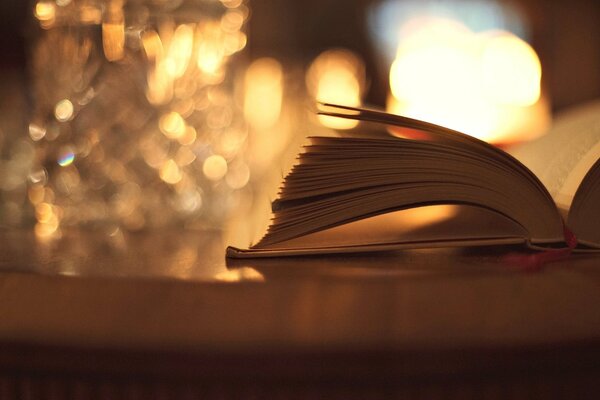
top-left (509, 100), bottom-right (600, 211)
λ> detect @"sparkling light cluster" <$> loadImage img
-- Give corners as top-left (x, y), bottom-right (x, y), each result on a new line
top-left (29, 0), bottom-right (249, 238)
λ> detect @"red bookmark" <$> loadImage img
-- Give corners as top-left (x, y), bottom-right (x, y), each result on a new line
top-left (503, 226), bottom-right (577, 271)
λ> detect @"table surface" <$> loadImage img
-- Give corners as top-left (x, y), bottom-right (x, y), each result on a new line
top-left (1, 229), bottom-right (600, 394)
top-left (2, 229), bottom-right (600, 351)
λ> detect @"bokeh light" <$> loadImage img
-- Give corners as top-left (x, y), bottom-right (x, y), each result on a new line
top-left (481, 34), bottom-right (541, 106)
top-left (388, 17), bottom-right (548, 143)
top-left (166, 24), bottom-right (195, 78)
top-left (306, 49), bottom-right (366, 129)
top-left (28, 123), bottom-right (46, 141)
top-left (243, 58), bottom-right (283, 130)
top-left (57, 149), bottom-right (75, 167)
top-left (159, 111), bottom-right (186, 139)
top-left (203, 155), bottom-right (228, 181)
top-left (34, 1), bottom-right (56, 28)
top-left (54, 99), bottom-right (74, 122)
top-left (159, 159), bottom-right (183, 185)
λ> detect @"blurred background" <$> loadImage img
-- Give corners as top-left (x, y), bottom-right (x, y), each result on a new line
top-left (0, 0), bottom-right (598, 250)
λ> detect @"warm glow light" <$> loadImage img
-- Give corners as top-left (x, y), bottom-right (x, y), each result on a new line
top-left (29, 0), bottom-right (249, 232)
top-left (35, 219), bottom-right (59, 238)
top-left (176, 190), bottom-right (203, 214)
top-left (159, 111), bottom-right (186, 139)
top-left (166, 24), bottom-right (195, 78)
top-left (178, 126), bottom-right (197, 145)
top-left (389, 19), bottom-right (473, 102)
top-left (159, 159), bottom-right (183, 184)
top-left (54, 99), bottom-right (74, 122)
top-left (28, 185), bottom-right (45, 205)
top-left (146, 65), bottom-right (173, 105)
top-left (221, 9), bottom-right (245, 33)
top-left (388, 17), bottom-right (547, 143)
top-left (34, 1), bottom-right (55, 20)
top-left (219, 129), bottom-right (245, 158)
top-left (102, 22), bottom-right (125, 62)
top-left (142, 16), bottom-right (246, 105)
top-left (175, 146), bottom-right (196, 166)
top-left (35, 202), bottom-right (54, 224)
top-left (142, 30), bottom-right (173, 105)
top-left (306, 49), bottom-right (365, 129)
top-left (223, 31), bottom-right (247, 55)
top-left (34, 202), bottom-right (60, 238)
top-left (28, 169), bottom-right (47, 185)
top-left (196, 22), bottom-right (225, 75)
top-left (102, 0), bottom-right (125, 61)
top-left (142, 30), bottom-right (164, 60)
top-left (243, 58), bottom-right (283, 130)
top-left (214, 267), bottom-right (265, 282)
top-left (141, 136), bottom-right (168, 169)
top-left (29, 123), bottom-right (46, 141)
top-left (220, 0), bottom-right (244, 9)
top-left (79, 5), bottom-right (102, 24)
top-left (203, 155), bottom-right (228, 181)
top-left (34, 1), bottom-right (56, 28)
top-left (225, 162), bottom-right (250, 189)
top-left (481, 34), bottom-right (541, 106)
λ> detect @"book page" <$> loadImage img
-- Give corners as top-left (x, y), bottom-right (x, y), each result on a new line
top-left (567, 158), bottom-right (600, 248)
top-left (256, 204), bottom-right (528, 251)
top-left (509, 100), bottom-right (600, 210)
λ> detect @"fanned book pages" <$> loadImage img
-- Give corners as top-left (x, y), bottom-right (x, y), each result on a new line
top-left (227, 102), bottom-right (600, 258)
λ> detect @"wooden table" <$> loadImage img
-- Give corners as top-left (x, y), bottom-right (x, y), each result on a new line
top-left (1, 230), bottom-right (599, 399)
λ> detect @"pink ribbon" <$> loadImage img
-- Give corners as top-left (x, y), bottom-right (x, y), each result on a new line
top-left (503, 226), bottom-right (577, 271)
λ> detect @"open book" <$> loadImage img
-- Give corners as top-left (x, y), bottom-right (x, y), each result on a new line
top-left (227, 101), bottom-right (600, 258)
